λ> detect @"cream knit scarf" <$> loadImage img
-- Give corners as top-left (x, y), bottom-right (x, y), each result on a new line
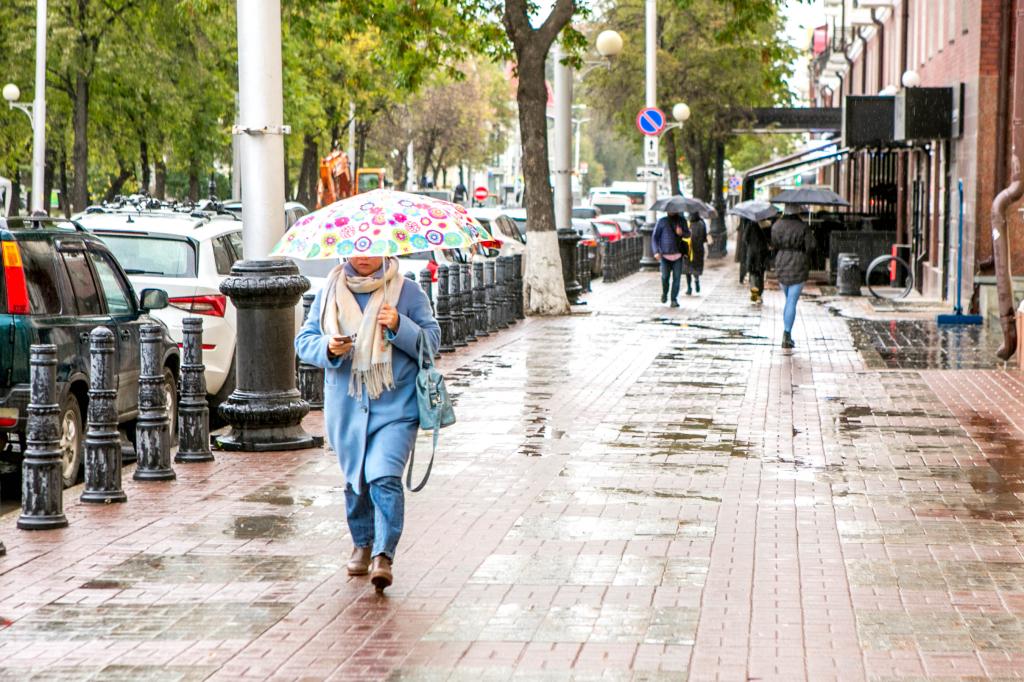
top-left (321, 257), bottom-right (402, 399)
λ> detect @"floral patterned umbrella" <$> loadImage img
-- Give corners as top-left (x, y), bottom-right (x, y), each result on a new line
top-left (270, 189), bottom-right (493, 260)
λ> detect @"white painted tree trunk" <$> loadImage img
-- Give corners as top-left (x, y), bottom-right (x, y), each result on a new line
top-left (524, 230), bottom-right (570, 316)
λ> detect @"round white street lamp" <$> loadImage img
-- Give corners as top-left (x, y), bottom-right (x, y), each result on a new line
top-left (901, 70), bottom-right (921, 88)
top-left (879, 84), bottom-right (898, 96)
top-left (2, 83), bottom-right (21, 103)
top-left (672, 102), bottom-right (691, 123)
top-left (596, 30), bottom-right (623, 59)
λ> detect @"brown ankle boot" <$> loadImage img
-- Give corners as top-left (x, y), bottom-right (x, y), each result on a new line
top-left (370, 555), bottom-right (393, 592)
top-left (347, 546), bottom-right (371, 576)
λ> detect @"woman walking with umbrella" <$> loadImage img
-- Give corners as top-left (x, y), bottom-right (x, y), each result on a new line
top-left (769, 188), bottom-right (848, 348)
top-left (284, 190), bottom-right (486, 592)
top-left (728, 200), bottom-right (780, 304)
top-left (652, 210), bottom-right (689, 307)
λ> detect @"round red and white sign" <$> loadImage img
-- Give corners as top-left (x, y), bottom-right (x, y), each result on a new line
top-left (473, 186), bottom-right (489, 201)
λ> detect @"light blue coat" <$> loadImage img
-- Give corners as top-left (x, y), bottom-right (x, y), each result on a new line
top-left (295, 278), bottom-right (441, 494)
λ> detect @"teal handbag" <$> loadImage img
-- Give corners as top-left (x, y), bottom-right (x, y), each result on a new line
top-left (407, 329), bottom-right (455, 491)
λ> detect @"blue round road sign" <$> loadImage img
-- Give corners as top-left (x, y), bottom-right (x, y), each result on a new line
top-left (636, 107), bottom-right (666, 136)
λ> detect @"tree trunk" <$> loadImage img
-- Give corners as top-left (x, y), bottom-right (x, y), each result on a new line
top-left (10, 169), bottom-right (21, 216)
top-left (104, 161), bottom-right (132, 202)
top-left (71, 73), bottom-right (90, 212)
top-left (689, 145), bottom-right (711, 202)
top-left (154, 158), bottom-right (166, 199)
top-left (665, 129), bottom-right (681, 196)
top-left (58, 146), bottom-right (70, 217)
top-left (296, 133), bottom-right (319, 208)
top-left (140, 138), bottom-right (151, 194)
top-left (188, 161), bottom-right (199, 202)
top-left (517, 47), bottom-right (569, 315)
top-left (43, 147), bottom-right (54, 216)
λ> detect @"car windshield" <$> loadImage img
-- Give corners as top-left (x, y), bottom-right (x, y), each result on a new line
top-left (594, 201), bottom-right (626, 215)
top-left (96, 234), bottom-right (196, 277)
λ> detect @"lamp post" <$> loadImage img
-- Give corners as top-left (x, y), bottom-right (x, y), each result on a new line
top-left (3, 0), bottom-right (47, 215)
top-left (552, 29), bottom-right (621, 303)
top-left (217, 0), bottom-right (313, 452)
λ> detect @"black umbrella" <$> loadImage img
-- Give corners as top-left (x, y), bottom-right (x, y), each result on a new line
top-left (648, 195), bottom-right (717, 218)
top-left (728, 200), bottom-right (779, 223)
top-left (770, 188), bottom-right (849, 206)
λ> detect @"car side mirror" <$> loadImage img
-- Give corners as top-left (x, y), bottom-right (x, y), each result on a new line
top-left (139, 288), bottom-right (168, 311)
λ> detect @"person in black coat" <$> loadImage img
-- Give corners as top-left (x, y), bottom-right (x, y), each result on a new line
top-left (686, 213), bottom-right (708, 295)
top-left (770, 204), bottom-right (815, 349)
top-left (742, 217), bottom-right (772, 303)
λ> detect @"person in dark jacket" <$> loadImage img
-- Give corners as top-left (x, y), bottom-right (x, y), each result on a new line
top-left (770, 204), bottom-right (815, 349)
top-left (686, 213), bottom-right (708, 295)
top-left (652, 211), bottom-right (689, 307)
top-left (743, 217), bottom-right (772, 303)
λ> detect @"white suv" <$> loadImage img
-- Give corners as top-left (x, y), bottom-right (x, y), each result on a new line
top-left (74, 207), bottom-right (243, 406)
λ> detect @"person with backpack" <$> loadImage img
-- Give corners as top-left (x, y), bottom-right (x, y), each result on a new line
top-left (296, 255), bottom-right (440, 593)
top-left (652, 211), bottom-right (689, 307)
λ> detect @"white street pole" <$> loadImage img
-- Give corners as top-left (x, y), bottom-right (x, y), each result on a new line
top-left (30, 0), bottom-right (46, 214)
top-left (645, 0), bottom-right (657, 227)
top-left (231, 93), bottom-right (241, 200)
top-left (553, 40), bottom-right (573, 230)
top-left (347, 101), bottom-right (356, 171)
top-left (236, 0), bottom-right (286, 259)
top-left (407, 141), bottom-right (416, 190)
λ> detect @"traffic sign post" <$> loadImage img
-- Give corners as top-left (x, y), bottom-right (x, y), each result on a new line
top-left (644, 137), bottom-right (658, 166)
top-left (636, 107), bottom-right (666, 136)
top-left (473, 186), bottom-right (488, 202)
top-left (636, 166), bottom-right (665, 182)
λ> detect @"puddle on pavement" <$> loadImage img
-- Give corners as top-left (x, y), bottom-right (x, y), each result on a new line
top-left (232, 514), bottom-right (293, 539)
top-left (241, 484), bottom-right (316, 507)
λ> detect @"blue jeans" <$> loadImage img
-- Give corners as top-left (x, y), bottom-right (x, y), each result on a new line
top-left (660, 257), bottom-right (683, 302)
top-left (781, 282), bottom-right (804, 333)
top-left (345, 475), bottom-right (404, 561)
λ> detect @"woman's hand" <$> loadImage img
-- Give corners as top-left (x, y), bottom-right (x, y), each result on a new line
top-left (378, 303), bottom-right (400, 333)
top-left (327, 336), bottom-right (353, 358)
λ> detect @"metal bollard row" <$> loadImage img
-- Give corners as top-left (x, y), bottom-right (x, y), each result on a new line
top-left (298, 294), bottom-right (325, 411)
top-left (176, 318), bottom-right (214, 463)
top-left (19, 344), bottom-right (68, 530)
top-left (81, 328), bottom-right (126, 504)
top-left (436, 265), bottom-right (456, 353)
top-left (135, 324), bottom-right (175, 481)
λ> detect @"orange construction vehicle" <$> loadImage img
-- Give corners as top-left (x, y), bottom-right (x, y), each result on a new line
top-left (316, 151), bottom-right (388, 208)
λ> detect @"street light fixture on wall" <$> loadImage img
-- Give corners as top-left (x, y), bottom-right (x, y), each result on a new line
top-left (901, 69), bottom-right (921, 88)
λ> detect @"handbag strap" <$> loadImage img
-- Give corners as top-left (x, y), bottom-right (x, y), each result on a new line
top-left (406, 424), bottom-right (437, 492)
top-left (417, 328), bottom-right (433, 369)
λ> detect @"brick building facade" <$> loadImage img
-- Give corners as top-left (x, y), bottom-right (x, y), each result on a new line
top-left (810, 0), bottom-right (1017, 303)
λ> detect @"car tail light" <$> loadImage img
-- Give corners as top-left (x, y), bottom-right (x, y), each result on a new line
top-left (0, 408), bottom-right (18, 428)
top-left (580, 238), bottom-right (597, 247)
top-left (176, 343), bottom-right (217, 351)
top-left (168, 294), bottom-right (227, 317)
top-left (1, 241), bottom-right (30, 314)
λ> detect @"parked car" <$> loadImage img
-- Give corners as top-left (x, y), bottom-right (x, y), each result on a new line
top-left (221, 200), bottom-right (309, 231)
top-left (74, 205), bottom-right (244, 409)
top-left (572, 206), bottom-right (601, 220)
top-left (601, 212), bottom-right (643, 237)
top-left (0, 215), bottom-right (179, 486)
top-left (591, 219), bottom-right (624, 243)
top-left (572, 219), bottom-right (603, 277)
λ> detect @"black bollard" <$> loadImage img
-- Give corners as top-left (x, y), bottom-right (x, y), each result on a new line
top-left (436, 265), bottom-right (456, 353)
top-left (495, 257), bottom-right (511, 329)
top-left (81, 328), bottom-right (127, 504)
top-left (217, 259), bottom-right (312, 451)
top-left (502, 257), bottom-right (517, 325)
top-left (177, 318), bottom-right (215, 462)
top-left (460, 264), bottom-right (477, 342)
top-left (297, 294), bottom-right (325, 412)
top-left (419, 268), bottom-right (434, 315)
top-left (472, 261), bottom-right (489, 337)
top-left (19, 344), bottom-right (68, 530)
top-left (134, 324), bottom-right (176, 481)
top-left (484, 260), bottom-right (499, 333)
top-left (450, 264), bottom-right (468, 347)
top-left (513, 254), bottom-right (525, 319)
top-left (602, 242), bottom-right (613, 282)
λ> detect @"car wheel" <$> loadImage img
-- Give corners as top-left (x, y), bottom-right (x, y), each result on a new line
top-left (58, 396), bottom-right (83, 488)
top-left (163, 368), bottom-right (178, 447)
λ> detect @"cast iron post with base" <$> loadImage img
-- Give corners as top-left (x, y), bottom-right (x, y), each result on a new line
top-left (436, 265), bottom-right (455, 353)
top-left (217, 259), bottom-right (313, 451)
top-left (18, 344), bottom-right (68, 530)
top-left (177, 317), bottom-right (215, 462)
top-left (557, 228), bottom-right (583, 304)
top-left (135, 324), bottom-right (176, 481)
top-left (81, 327), bottom-right (127, 503)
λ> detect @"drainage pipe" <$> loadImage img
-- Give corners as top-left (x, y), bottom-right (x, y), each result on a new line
top-left (990, 3), bottom-right (1024, 359)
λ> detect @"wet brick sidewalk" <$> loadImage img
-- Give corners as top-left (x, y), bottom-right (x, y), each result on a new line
top-left (0, 257), bottom-right (1023, 681)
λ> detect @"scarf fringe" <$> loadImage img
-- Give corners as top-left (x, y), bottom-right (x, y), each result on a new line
top-left (348, 361), bottom-right (395, 400)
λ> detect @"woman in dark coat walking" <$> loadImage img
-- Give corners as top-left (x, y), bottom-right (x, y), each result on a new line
top-left (652, 211), bottom-right (689, 307)
top-left (742, 217), bottom-right (772, 303)
top-left (770, 205), bottom-right (815, 349)
top-left (685, 213), bottom-right (707, 295)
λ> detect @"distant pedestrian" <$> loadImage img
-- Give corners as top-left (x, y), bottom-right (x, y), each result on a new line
top-left (652, 211), bottom-right (689, 307)
top-left (295, 255), bottom-right (441, 593)
top-left (743, 217), bottom-right (773, 303)
top-left (686, 213), bottom-right (708, 295)
top-left (770, 204), bottom-right (815, 349)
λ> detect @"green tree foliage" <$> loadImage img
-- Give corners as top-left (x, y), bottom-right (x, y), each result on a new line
top-left (584, 0), bottom-right (796, 200)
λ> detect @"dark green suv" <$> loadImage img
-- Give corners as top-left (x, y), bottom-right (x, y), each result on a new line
top-left (0, 216), bottom-right (179, 487)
